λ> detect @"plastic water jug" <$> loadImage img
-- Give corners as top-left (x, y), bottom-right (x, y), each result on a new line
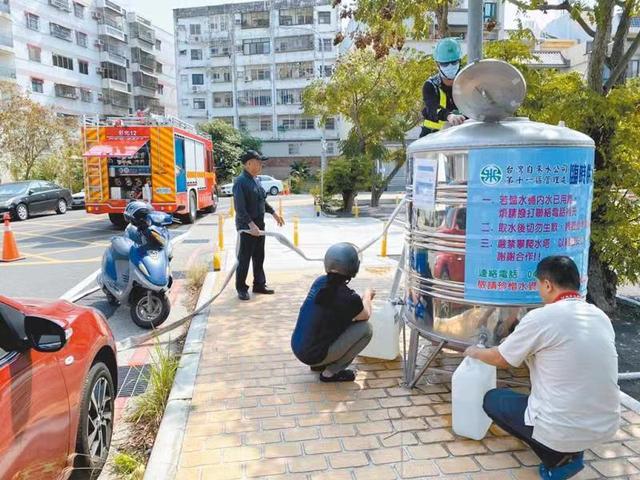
top-left (359, 300), bottom-right (400, 360)
top-left (451, 355), bottom-right (496, 440)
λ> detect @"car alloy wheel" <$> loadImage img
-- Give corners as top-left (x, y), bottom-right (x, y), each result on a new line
top-left (57, 198), bottom-right (67, 214)
top-left (15, 203), bottom-right (28, 221)
top-left (87, 376), bottom-right (113, 461)
top-left (269, 186), bottom-right (279, 196)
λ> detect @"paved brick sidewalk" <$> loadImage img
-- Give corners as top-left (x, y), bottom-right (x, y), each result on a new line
top-left (175, 268), bottom-right (640, 480)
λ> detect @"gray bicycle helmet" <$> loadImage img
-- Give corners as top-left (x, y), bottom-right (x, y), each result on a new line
top-left (324, 242), bottom-right (361, 278)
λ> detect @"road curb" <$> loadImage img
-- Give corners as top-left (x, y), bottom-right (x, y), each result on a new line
top-left (143, 269), bottom-right (218, 480)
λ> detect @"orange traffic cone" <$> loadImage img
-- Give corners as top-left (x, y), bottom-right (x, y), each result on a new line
top-left (1, 213), bottom-right (24, 262)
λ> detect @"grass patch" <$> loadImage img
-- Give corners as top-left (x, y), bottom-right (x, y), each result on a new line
top-left (113, 452), bottom-right (145, 480)
top-left (183, 262), bottom-right (209, 312)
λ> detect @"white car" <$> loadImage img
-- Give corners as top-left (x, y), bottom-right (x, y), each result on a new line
top-left (220, 175), bottom-right (284, 197)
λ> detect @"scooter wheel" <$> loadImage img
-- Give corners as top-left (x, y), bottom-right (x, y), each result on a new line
top-left (130, 291), bottom-right (170, 329)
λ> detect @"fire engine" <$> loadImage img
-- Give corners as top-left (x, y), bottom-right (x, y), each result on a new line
top-left (82, 115), bottom-right (216, 227)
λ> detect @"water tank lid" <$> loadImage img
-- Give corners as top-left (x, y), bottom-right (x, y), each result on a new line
top-left (453, 60), bottom-right (526, 122)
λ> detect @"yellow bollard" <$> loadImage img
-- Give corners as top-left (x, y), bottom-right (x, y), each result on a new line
top-left (380, 229), bottom-right (388, 257)
top-left (218, 214), bottom-right (224, 250)
top-left (278, 197), bottom-right (283, 218)
top-left (353, 199), bottom-right (359, 218)
top-left (229, 201), bottom-right (235, 218)
top-left (293, 217), bottom-right (299, 247)
top-left (314, 202), bottom-right (320, 217)
top-left (213, 250), bottom-right (221, 271)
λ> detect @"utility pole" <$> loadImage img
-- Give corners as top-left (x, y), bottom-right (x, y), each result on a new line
top-left (467, 0), bottom-right (483, 63)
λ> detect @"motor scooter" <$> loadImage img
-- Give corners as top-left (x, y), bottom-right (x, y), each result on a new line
top-left (98, 209), bottom-right (176, 329)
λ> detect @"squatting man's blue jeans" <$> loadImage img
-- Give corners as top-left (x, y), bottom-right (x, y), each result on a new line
top-left (483, 388), bottom-right (582, 468)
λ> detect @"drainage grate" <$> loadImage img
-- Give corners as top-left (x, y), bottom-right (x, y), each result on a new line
top-left (183, 239), bottom-right (210, 244)
top-left (117, 364), bottom-right (151, 398)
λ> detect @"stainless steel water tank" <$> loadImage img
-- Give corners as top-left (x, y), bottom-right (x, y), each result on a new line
top-left (404, 60), bottom-right (595, 350)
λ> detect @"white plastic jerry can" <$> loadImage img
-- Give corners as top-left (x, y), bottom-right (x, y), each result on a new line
top-left (359, 300), bottom-right (400, 360)
top-left (451, 355), bottom-right (497, 440)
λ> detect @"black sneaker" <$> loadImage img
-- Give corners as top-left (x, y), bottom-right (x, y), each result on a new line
top-left (238, 291), bottom-right (250, 301)
top-left (253, 286), bottom-right (275, 294)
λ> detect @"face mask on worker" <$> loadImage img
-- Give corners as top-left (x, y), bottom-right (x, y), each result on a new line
top-left (439, 62), bottom-right (460, 80)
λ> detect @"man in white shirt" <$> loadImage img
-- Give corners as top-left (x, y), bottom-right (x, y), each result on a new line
top-left (465, 256), bottom-right (620, 480)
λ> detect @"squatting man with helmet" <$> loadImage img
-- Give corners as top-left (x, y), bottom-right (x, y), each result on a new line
top-left (291, 243), bottom-right (374, 382)
top-left (465, 256), bottom-right (620, 480)
top-left (420, 37), bottom-right (466, 138)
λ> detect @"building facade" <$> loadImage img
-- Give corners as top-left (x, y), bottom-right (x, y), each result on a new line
top-left (0, 0), bottom-right (177, 119)
top-left (174, 0), bottom-right (341, 178)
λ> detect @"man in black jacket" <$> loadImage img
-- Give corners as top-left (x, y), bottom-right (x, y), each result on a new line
top-left (420, 37), bottom-right (466, 138)
top-left (233, 150), bottom-right (285, 301)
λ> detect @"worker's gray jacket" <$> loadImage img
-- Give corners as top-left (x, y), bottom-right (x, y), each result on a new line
top-left (232, 169), bottom-right (275, 230)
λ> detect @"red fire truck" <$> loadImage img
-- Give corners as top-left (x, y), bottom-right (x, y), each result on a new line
top-left (82, 116), bottom-right (216, 227)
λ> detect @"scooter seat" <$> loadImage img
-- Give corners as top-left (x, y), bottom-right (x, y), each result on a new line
top-left (111, 236), bottom-right (134, 259)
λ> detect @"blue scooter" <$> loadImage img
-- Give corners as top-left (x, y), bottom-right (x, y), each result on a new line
top-left (98, 201), bottom-right (176, 329)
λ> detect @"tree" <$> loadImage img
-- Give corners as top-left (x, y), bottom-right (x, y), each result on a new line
top-left (290, 160), bottom-right (311, 180)
top-left (33, 140), bottom-right (84, 193)
top-left (302, 49), bottom-right (432, 207)
top-left (323, 155), bottom-right (371, 212)
top-left (0, 81), bottom-right (71, 181)
top-left (198, 120), bottom-right (262, 183)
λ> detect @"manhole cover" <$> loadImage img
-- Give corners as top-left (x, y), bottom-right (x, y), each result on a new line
top-left (117, 364), bottom-right (151, 397)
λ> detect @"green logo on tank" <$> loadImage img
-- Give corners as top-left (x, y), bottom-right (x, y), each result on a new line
top-left (480, 164), bottom-right (503, 186)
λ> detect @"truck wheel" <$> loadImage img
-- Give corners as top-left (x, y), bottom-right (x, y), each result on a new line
top-left (184, 191), bottom-right (197, 224)
top-left (108, 213), bottom-right (126, 229)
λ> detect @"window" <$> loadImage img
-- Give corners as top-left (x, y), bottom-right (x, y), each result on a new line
top-left (180, 74), bottom-right (188, 83)
top-left (102, 62), bottom-right (127, 82)
top-left (155, 39), bottom-right (162, 50)
top-left (27, 44), bottom-right (41, 62)
top-left (193, 98), bottom-right (206, 109)
top-left (300, 118), bottom-right (315, 130)
top-left (275, 35), bottom-right (314, 53)
top-left (277, 61), bottom-right (314, 80)
top-left (25, 13), bottom-right (39, 31)
top-left (210, 14), bottom-right (229, 32)
top-left (483, 2), bottom-right (497, 22)
top-left (277, 88), bottom-right (302, 105)
top-left (246, 65), bottom-right (271, 81)
top-left (79, 60), bottom-right (89, 75)
top-left (80, 89), bottom-right (92, 102)
top-left (210, 41), bottom-right (230, 57)
top-left (179, 49), bottom-right (187, 56)
top-left (318, 38), bottom-right (332, 52)
top-left (31, 78), bottom-right (43, 93)
top-left (280, 119), bottom-right (295, 130)
top-left (189, 24), bottom-right (201, 35)
top-left (73, 2), bottom-right (84, 18)
top-left (318, 11), bottom-right (331, 24)
top-left (211, 67), bottom-right (231, 83)
top-left (50, 23), bottom-right (72, 41)
top-left (243, 38), bottom-right (270, 55)
top-left (238, 90), bottom-right (271, 107)
top-left (157, 84), bottom-right (164, 94)
top-left (260, 118), bottom-right (272, 131)
top-left (320, 65), bottom-right (333, 78)
top-left (54, 84), bottom-right (77, 99)
top-left (288, 144), bottom-right (300, 155)
top-left (52, 54), bottom-right (73, 70)
top-left (212, 92), bottom-right (233, 108)
top-left (191, 49), bottom-right (203, 60)
top-left (156, 62), bottom-right (163, 73)
top-left (76, 31), bottom-right (88, 48)
top-left (241, 11), bottom-right (269, 29)
top-left (192, 73), bottom-right (204, 85)
top-left (325, 118), bottom-right (336, 130)
top-left (629, 60), bottom-right (640, 78)
top-left (279, 7), bottom-right (313, 26)
top-left (326, 142), bottom-right (335, 154)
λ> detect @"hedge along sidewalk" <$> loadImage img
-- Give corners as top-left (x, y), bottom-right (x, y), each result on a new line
top-left (144, 270), bottom-right (219, 480)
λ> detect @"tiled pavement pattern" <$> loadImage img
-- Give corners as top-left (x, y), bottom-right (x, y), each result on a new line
top-left (176, 269), bottom-right (639, 479)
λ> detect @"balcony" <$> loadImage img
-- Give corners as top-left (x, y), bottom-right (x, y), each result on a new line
top-left (49, 0), bottom-right (71, 12)
top-left (100, 88), bottom-right (131, 108)
top-left (134, 96), bottom-right (164, 115)
top-left (133, 71), bottom-right (158, 93)
top-left (0, 33), bottom-right (13, 52)
top-left (99, 24), bottom-right (126, 42)
top-left (102, 78), bottom-right (129, 94)
top-left (0, 66), bottom-right (15, 78)
top-left (0, 0), bottom-right (10, 15)
top-left (96, 0), bottom-right (124, 16)
top-left (131, 47), bottom-right (156, 72)
top-left (100, 49), bottom-right (127, 68)
top-left (129, 19), bottom-right (155, 46)
top-left (55, 84), bottom-right (78, 100)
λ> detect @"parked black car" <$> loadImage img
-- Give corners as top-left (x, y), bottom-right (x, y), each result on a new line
top-left (0, 181), bottom-right (73, 221)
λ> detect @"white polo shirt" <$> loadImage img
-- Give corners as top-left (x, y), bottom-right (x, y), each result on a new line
top-left (498, 298), bottom-right (620, 452)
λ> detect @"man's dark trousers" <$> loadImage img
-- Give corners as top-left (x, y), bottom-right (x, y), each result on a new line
top-left (236, 225), bottom-right (266, 293)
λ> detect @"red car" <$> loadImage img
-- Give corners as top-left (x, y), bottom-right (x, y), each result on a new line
top-left (434, 206), bottom-right (467, 282)
top-left (0, 296), bottom-right (117, 480)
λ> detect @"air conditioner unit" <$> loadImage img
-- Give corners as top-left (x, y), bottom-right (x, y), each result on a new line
top-left (97, 93), bottom-right (104, 101)
top-left (91, 11), bottom-right (102, 20)
top-left (245, 77), bottom-right (252, 82)
top-left (192, 35), bottom-right (200, 42)
top-left (96, 67), bottom-right (104, 74)
top-left (95, 39), bottom-right (104, 47)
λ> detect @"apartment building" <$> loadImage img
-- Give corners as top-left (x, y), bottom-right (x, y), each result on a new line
top-left (174, 0), bottom-right (341, 178)
top-left (0, 0), bottom-right (177, 119)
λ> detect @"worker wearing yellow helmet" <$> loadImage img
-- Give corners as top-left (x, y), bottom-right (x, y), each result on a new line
top-left (420, 37), bottom-right (467, 138)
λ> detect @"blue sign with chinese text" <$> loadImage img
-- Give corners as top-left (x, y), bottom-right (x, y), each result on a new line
top-left (464, 147), bottom-right (594, 304)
